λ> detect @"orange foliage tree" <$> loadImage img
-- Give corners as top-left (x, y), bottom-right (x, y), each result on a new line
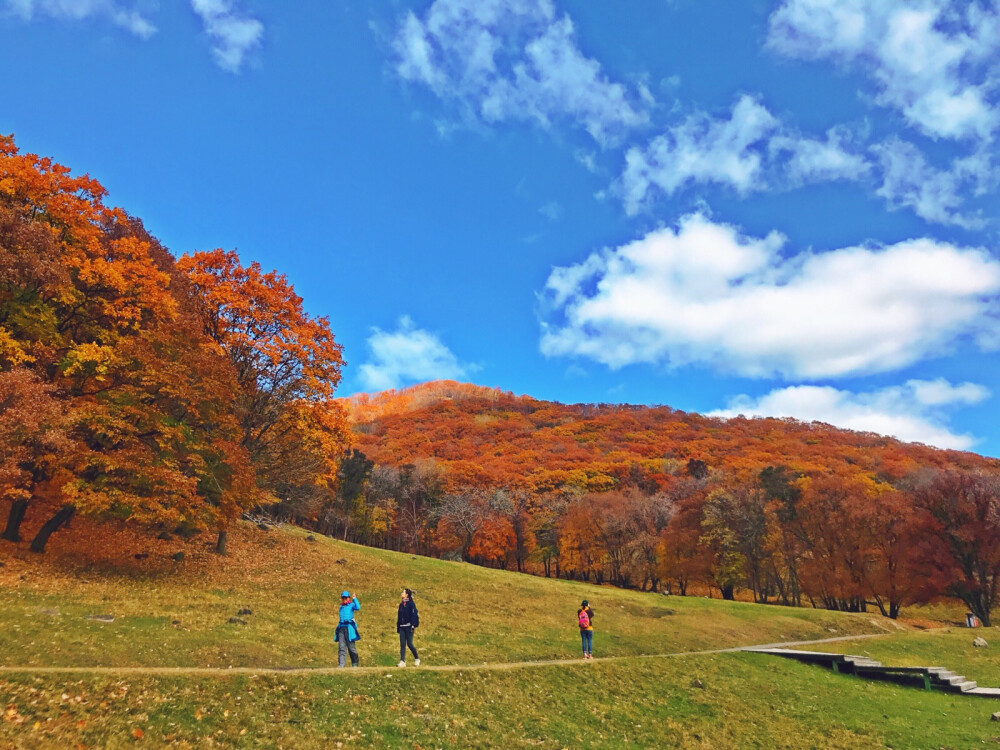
top-left (1, 136), bottom-right (350, 558)
top-left (0, 370), bottom-right (69, 541)
top-left (0, 136), bottom-right (253, 552)
top-left (177, 249), bottom-right (348, 553)
top-left (915, 471), bottom-right (1000, 626)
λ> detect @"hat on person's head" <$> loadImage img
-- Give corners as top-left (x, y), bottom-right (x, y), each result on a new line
top-left (341, 591), bottom-right (351, 598)
top-left (581, 600), bottom-right (588, 607)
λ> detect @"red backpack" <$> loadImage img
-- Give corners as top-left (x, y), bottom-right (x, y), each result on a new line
top-left (578, 608), bottom-right (590, 629)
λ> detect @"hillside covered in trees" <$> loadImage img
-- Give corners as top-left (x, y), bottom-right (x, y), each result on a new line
top-left (311, 381), bottom-right (1000, 624)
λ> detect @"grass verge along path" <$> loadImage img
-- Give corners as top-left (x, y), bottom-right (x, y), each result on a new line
top-left (0, 633), bottom-right (893, 676)
top-left (4, 648), bottom-right (1000, 749)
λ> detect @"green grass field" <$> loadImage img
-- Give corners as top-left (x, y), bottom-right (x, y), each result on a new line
top-left (2, 522), bottom-right (998, 749)
top-left (0, 523), bottom-right (889, 669)
top-left (4, 651), bottom-right (1000, 749)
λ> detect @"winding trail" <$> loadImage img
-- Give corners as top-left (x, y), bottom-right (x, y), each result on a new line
top-left (0, 633), bottom-right (892, 677)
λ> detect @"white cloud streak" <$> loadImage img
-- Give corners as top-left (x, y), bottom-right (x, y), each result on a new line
top-left (2, 0), bottom-right (265, 70)
top-left (767, 0), bottom-right (1000, 142)
top-left (621, 95), bottom-right (779, 213)
top-left (618, 94), bottom-right (995, 227)
top-left (709, 378), bottom-right (990, 450)
top-left (619, 96), bottom-right (871, 215)
top-left (190, 0), bottom-right (262, 73)
top-left (873, 138), bottom-right (992, 228)
top-left (770, 126), bottom-right (872, 186)
top-left (359, 316), bottom-right (473, 392)
top-left (392, 0), bottom-right (649, 147)
top-left (540, 213), bottom-right (1000, 379)
top-left (3, 0), bottom-right (156, 38)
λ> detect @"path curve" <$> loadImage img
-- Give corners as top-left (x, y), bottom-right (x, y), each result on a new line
top-left (0, 633), bottom-right (891, 677)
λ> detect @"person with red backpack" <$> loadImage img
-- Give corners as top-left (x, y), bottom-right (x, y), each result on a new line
top-left (577, 600), bottom-right (594, 659)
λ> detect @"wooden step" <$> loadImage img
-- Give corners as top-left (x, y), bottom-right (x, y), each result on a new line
top-left (845, 659), bottom-right (883, 668)
top-left (937, 674), bottom-right (973, 687)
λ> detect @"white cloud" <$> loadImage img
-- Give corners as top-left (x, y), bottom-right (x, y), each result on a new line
top-left (191, 0), bottom-right (262, 73)
top-left (619, 96), bottom-right (872, 214)
top-left (770, 126), bottom-right (871, 185)
top-left (767, 0), bottom-right (1000, 141)
top-left (359, 316), bottom-right (474, 392)
top-left (392, 0), bottom-right (649, 147)
top-left (873, 138), bottom-right (992, 228)
top-left (540, 213), bottom-right (1000, 379)
top-left (620, 95), bottom-right (778, 214)
top-left (708, 378), bottom-right (990, 450)
top-left (574, 150), bottom-right (599, 173)
top-left (2, 0), bottom-right (265, 68)
top-left (3, 0), bottom-right (156, 38)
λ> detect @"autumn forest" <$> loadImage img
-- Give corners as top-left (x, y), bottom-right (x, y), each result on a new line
top-left (3, 136), bottom-right (1000, 628)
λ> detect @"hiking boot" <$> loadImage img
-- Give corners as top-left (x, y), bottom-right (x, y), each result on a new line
top-left (398, 661), bottom-right (406, 667)
top-left (414, 659), bottom-right (421, 666)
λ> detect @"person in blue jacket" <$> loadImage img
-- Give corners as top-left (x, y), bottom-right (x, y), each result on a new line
top-left (396, 588), bottom-right (420, 667)
top-left (336, 591), bottom-right (361, 667)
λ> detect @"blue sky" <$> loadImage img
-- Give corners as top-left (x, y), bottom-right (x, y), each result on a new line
top-left (3, 0), bottom-right (1000, 455)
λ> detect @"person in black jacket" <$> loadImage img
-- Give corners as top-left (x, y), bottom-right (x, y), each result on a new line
top-left (397, 588), bottom-right (420, 667)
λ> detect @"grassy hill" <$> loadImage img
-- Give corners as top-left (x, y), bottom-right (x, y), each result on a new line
top-left (0, 521), bottom-right (886, 669)
top-left (3, 521), bottom-right (1000, 748)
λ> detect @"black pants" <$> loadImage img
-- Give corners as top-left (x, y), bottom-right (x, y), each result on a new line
top-left (399, 628), bottom-right (418, 661)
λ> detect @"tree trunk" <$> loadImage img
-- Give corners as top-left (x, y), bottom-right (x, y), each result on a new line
top-left (875, 598), bottom-right (889, 617)
top-left (2, 499), bottom-right (29, 542)
top-left (30, 505), bottom-right (75, 554)
top-left (964, 591), bottom-right (992, 627)
top-left (215, 530), bottom-right (228, 555)
top-left (720, 584), bottom-right (735, 601)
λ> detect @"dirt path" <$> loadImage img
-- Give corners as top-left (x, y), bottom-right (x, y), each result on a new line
top-left (0, 633), bottom-right (893, 677)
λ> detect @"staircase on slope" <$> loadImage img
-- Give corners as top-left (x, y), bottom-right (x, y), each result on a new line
top-left (744, 648), bottom-right (1000, 699)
